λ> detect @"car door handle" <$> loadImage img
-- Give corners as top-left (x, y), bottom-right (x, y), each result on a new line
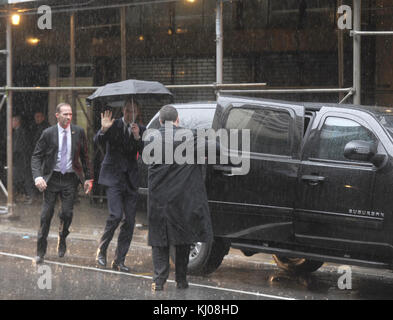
top-left (301, 175), bottom-right (326, 186)
top-left (222, 172), bottom-right (235, 177)
top-left (213, 165), bottom-right (236, 177)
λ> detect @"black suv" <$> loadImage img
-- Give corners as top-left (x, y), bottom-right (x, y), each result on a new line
top-left (137, 96), bottom-right (393, 275)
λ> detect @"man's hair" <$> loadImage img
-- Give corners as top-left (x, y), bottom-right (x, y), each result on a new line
top-left (56, 102), bottom-right (71, 113)
top-left (124, 98), bottom-right (140, 109)
top-left (159, 105), bottom-right (178, 123)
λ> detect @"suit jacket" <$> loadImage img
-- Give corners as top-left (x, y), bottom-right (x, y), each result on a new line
top-left (31, 124), bottom-right (93, 184)
top-left (94, 118), bottom-right (145, 191)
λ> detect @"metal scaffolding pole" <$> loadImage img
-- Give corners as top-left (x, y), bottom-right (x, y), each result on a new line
top-left (353, 0), bottom-right (361, 105)
top-left (351, 31), bottom-right (393, 36)
top-left (216, 0), bottom-right (223, 86)
top-left (120, 6), bottom-right (127, 81)
top-left (0, 86), bottom-right (98, 92)
top-left (219, 87), bottom-right (352, 94)
top-left (0, 83), bottom-right (268, 92)
top-left (70, 12), bottom-right (77, 122)
top-left (337, 0), bottom-right (344, 102)
top-left (4, 15), bottom-right (15, 218)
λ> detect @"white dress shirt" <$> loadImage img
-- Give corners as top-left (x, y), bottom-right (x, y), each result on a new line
top-left (122, 117), bottom-right (132, 136)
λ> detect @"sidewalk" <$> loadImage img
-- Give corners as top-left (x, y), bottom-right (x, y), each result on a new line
top-left (0, 192), bottom-right (276, 270)
top-left (0, 193), bottom-right (148, 244)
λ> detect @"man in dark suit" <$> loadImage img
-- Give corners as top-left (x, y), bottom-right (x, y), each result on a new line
top-left (28, 111), bottom-right (50, 200)
top-left (12, 115), bottom-right (32, 203)
top-left (31, 111), bottom-right (50, 148)
top-left (94, 100), bottom-right (144, 272)
top-left (31, 103), bottom-right (93, 264)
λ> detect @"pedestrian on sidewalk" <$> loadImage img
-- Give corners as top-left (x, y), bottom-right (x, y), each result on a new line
top-left (31, 103), bottom-right (93, 264)
top-left (94, 100), bottom-right (145, 272)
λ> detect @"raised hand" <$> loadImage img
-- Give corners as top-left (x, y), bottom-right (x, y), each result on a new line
top-left (101, 110), bottom-right (115, 133)
top-left (131, 123), bottom-right (140, 140)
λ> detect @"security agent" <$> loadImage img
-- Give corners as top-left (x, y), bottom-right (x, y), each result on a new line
top-left (147, 105), bottom-right (213, 291)
top-left (31, 103), bottom-right (93, 264)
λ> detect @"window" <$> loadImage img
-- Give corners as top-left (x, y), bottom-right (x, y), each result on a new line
top-left (376, 114), bottom-right (393, 139)
top-left (315, 117), bottom-right (377, 162)
top-left (225, 107), bottom-right (291, 155)
top-left (269, 0), bottom-right (335, 29)
top-left (148, 107), bottom-right (216, 130)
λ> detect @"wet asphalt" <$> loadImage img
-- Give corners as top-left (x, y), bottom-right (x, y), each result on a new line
top-left (1, 194), bottom-right (393, 301)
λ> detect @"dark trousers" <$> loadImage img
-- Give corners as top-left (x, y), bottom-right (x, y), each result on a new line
top-left (13, 164), bottom-right (33, 198)
top-left (37, 172), bottom-right (79, 257)
top-left (98, 186), bottom-right (137, 264)
top-left (152, 245), bottom-right (190, 285)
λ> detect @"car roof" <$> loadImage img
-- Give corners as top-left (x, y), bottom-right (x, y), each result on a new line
top-left (217, 95), bottom-right (393, 116)
top-left (166, 102), bottom-right (217, 109)
top-left (302, 102), bottom-right (393, 117)
top-left (165, 97), bottom-right (393, 118)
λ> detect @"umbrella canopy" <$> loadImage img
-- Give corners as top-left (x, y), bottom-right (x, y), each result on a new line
top-left (86, 79), bottom-right (172, 107)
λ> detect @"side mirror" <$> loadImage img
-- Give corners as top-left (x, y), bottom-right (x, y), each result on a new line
top-left (344, 140), bottom-right (377, 162)
top-left (344, 140), bottom-right (386, 168)
top-left (370, 153), bottom-right (388, 168)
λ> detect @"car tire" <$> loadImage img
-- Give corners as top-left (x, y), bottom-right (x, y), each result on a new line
top-left (170, 238), bottom-right (230, 276)
top-left (272, 255), bottom-right (324, 274)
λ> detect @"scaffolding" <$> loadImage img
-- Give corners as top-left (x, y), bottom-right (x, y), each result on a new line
top-left (0, 0), bottom-right (392, 218)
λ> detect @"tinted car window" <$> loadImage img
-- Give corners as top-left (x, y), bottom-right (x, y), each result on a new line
top-left (316, 117), bottom-right (377, 162)
top-left (225, 107), bottom-right (291, 156)
top-left (376, 114), bottom-right (393, 139)
top-left (148, 108), bottom-right (216, 130)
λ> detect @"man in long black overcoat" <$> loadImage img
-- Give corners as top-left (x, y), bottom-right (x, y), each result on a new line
top-left (147, 105), bottom-right (213, 291)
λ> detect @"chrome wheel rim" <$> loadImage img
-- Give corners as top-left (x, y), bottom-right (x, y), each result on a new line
top-left (189, 242), bottom-right (203, 262)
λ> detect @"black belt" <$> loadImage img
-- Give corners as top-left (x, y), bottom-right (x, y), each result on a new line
top-left (52, 171), bottom-right (76, 177)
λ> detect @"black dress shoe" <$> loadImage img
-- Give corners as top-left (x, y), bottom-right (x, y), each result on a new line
top-left (24, 196), bottom-right (33, 205)
top-left (111, 261), bottom-right (130, 273)
top-left (151, 282), bottom-right (164, 291)
top-left (57, 237), bottom-right (66, 258)
top-left (176, 281), bottom-right (189, 289)
top-left (96, 250), bottom-right (107, 268)
top-left (33, 255), bottom-right (44, 265)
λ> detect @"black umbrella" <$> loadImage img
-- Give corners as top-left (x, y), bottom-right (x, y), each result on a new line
top-left (87, 79), bottom-right (172, 106)
top-left (86, 79), bottom-right (173, 122)
top-left (87, 79), bottom-right (172, 102)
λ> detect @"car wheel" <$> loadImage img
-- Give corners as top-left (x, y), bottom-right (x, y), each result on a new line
top-left (272, 255), bottom-right (324, 274)
top-left (170, 238), bottom-right (230, 276)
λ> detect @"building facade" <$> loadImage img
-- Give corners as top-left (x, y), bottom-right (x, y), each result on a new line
top-left (0, 0), bottom-right (392, 187)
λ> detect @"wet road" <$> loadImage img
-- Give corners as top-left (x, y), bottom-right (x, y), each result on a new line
top-left (1, 197), bottom-right (393, 301)
top-left (1, 231), bottom-right (393, 301)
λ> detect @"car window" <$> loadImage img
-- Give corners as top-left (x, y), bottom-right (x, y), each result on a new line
top-left (376, 114), bottom-right (393, 139)
top-left (315, 117), bottom-right (377, 162)
top-left (225, 107), bottom-right (291, 156)
top-left (148, 108), bottom-right (216, 130)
